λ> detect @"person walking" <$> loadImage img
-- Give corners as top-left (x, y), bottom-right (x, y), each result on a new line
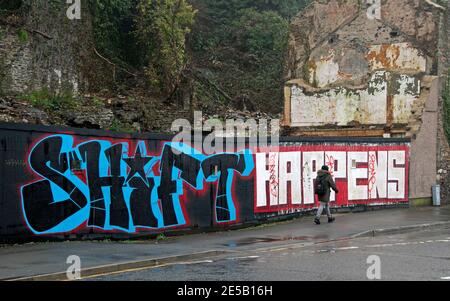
top-left (314, 165), bottom-right (339, 225)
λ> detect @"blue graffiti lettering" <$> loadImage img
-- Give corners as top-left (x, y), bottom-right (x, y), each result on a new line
top-left (21, 135), bottom-right (254, 234)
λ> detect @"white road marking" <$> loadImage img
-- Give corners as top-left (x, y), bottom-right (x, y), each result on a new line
top-left (367, 244), bottom-right (396, 248)
top-left (336, 247), bottom-right (359, 251)
top-left (178, 260), bottom-right (215, 265)
top-left (262, 248), bottom-right (292, 253)
top-left (441, 277), bottom-right (450, 280)
top-left (227, 256), bottom-right (260, 260)
top-left (366, 239), bottom-right (450, 249)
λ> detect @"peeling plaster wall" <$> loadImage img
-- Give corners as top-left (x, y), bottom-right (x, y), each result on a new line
top-left (285, 0), bottom-right (440, 82)
top-left (367, 43), bottom-right (428, 73)
top-left (306, 42), bottom-right (428, 89)
top-left (288, 71), bottom-right (421, 127)
top-left (290, 73), bottom-right (388, 126)
top-left (284, 0), bottom-right (441, 131)
top-left (285, 0), bottom-right (360, 81)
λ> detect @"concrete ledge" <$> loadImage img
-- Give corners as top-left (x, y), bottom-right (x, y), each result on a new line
top-left (410, 198), bottom-right (433, 207)
top-left (351, 221), bottom-right (450, 239)
top-left (5, 250), bottom-right (231, 281)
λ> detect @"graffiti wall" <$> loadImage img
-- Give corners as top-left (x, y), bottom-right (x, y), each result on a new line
top-left (0, 123), bottom-right (410, 240)
top-left (254, 145), bottom-right (409, 214)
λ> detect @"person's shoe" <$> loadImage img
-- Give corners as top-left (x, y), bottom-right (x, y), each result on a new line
top-left (314, 218), bottom-right (321, 225)
top-left (328, 217), bottom-right (336, 223)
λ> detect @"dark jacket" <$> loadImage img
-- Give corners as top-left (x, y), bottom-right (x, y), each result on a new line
top-left (316, 170), bottom-right (339, 203)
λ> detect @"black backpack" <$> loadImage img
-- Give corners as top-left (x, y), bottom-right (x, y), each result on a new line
top-left (315, 176), bottom-right (328, 196)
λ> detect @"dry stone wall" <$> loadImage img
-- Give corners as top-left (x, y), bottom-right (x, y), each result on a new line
top-left (0, 1), bottom-right (111, 95)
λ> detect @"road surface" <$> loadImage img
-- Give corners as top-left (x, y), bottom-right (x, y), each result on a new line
top-left (88, 227), bottom-right (450, 281)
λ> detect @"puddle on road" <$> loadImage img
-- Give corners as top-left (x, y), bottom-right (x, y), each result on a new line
top-left (223, 235), bottom-right (329, 248)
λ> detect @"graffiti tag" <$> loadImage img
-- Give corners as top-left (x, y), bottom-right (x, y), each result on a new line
top-left (21, 135), bottom-right (253, 234)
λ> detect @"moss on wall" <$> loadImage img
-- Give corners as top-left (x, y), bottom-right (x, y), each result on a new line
top-left (444, 70), bottom-right (450, 143)
top-left (16, 28), bottom-right (28, 43)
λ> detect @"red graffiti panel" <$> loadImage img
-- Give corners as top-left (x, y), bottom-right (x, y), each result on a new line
top-left (254, 145), bottom-right (409, 214)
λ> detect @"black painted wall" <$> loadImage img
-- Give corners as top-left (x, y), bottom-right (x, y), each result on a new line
top-left (0, 122), bottom-right (411, 242)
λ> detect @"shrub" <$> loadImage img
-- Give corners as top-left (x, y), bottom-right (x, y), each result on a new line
top-left (231, 8), bottom-right (289, 57)
top-left (135, 0), bottom-right (197, 95)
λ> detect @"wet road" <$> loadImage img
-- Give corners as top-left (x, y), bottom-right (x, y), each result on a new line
top-left (88, 227), bottom-right (450, 281)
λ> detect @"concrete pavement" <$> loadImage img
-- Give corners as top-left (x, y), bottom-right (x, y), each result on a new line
top-left (0, 206), bottom-right (449, 280)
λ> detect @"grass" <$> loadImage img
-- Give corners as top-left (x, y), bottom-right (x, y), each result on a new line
top-left (109, 118), bottom-right (135, 133)
top-left (20, 88), bottom-right (78, 111)
top-left (17, 28), bottom-right (28, 43)
top-left (156, 233), bottom-right (169, 242)
top-left (91, 96), bottom-right (104, 108)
